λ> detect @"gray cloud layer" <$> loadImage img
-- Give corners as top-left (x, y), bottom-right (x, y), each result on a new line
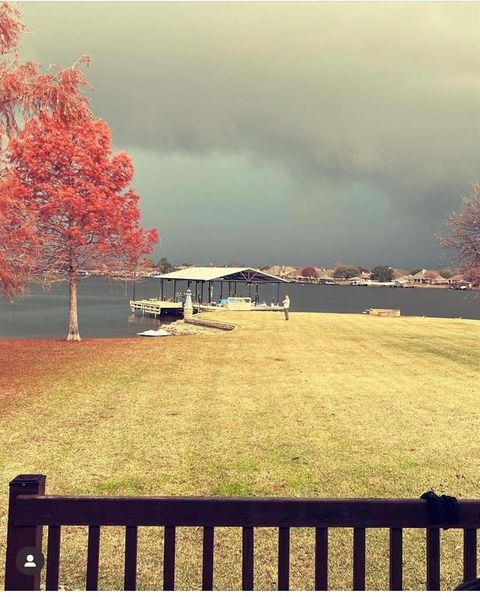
top-left (20, 2), bottom-right (480, 267)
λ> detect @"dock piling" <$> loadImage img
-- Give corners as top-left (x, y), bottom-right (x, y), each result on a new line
top-left (183, 289), bottom-right (193, 320)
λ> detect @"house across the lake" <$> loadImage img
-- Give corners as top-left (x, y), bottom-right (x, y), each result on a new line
top-left (408, 269), bottom-right (448, 285)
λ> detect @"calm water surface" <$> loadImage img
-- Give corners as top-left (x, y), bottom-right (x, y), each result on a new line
top-left (0, 277), bottom-right (478, 339)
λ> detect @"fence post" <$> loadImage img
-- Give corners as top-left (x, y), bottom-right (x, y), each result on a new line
top-left (4, 474), bottom-right (46, 591)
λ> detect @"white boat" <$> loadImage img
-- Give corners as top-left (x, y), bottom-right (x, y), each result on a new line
top-left (219, 297), bottom-right (252, 311)
top-left (137, 329), bottom-right (171, 337)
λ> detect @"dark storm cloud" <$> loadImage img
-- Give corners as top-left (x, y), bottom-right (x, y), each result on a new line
top-left (19, 2), bottom-right (480, 266)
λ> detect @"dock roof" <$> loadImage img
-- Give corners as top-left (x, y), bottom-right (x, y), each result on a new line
top-left (154, 267), bottom-right (287, 283)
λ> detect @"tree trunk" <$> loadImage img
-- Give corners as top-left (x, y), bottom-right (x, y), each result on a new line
top-left (67, 273), bottom-right (81, 341)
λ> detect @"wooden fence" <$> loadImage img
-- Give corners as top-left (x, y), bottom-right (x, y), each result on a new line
top-left (4, 475), bottom-right (480, 591)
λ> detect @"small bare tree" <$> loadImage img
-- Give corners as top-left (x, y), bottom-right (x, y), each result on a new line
top-left (439, 183), bottom-right (480, 286)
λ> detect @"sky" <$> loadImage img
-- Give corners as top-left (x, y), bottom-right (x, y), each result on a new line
top-left (20, 2), bottom-right (480, 269)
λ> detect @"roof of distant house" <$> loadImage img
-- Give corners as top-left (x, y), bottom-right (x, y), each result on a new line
top-left (393, 268), bottom-right (409, 279)
top-left (317, 269), bottom-right (335, 278)
top-left (410, 269), bottom-right (443, 279)
top-left (263, 265), bottom-right (297, 276)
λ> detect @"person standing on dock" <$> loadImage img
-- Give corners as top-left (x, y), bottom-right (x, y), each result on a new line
top-left (282, 295), bottom-right (290, 320)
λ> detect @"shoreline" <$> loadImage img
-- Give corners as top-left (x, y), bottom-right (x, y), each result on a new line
top-left (1, 311), bottom-right (479, 342)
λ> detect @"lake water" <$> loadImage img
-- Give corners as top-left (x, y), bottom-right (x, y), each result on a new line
top-left (0, 277), bottom-right (478, 339)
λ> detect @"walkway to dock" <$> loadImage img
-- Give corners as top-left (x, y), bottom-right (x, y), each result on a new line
top-left (129, 299), bottom-right (200, 317)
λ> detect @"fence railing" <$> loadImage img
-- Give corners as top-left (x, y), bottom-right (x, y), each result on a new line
top-left (4, 475), bottom-right (480, 591)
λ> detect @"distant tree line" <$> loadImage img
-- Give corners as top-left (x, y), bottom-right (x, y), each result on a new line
top-left (333, 265), bottom-right (361, 279)
top-left (275, 264), bottom-right (461, 282)
top-left (370, 266), bottom-right (394, 282)
top-left (157, 257), bottom-right (175, 273)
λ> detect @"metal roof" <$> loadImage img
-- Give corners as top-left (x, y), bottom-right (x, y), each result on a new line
top-left (153, 267), bottom-right (287, 283)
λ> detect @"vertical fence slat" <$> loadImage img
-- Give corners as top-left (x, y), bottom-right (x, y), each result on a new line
top-left (46, 525), bottom-right (61, 590)
top-left (353, 527), bottom-right (366, 591)
top-left (124, 526), bottom-right (138, 590)
top-left (315, 527), bottom-right (328, 590)
top-left (86, 526), bottom-right (100, 591)
top-left (426, 527), bottom-right (440, 591)
top-left (163, 526), bottom-right (176, 590)
top-left (242, 527), bottom-right (254, 590)
top-left (278, 527), bottom-right (290, 590)
top-left (389, 527), bottom-right (403, 591)
top-left (202, 526), bottom-right (214, 590)
top-left (463, 528), bottom-right (477, 583)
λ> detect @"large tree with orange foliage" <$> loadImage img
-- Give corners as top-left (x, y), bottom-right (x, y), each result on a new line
top-left (1, 115), bottom-right (157, 340)
top-left (0, 1), bottom-right (91, 299)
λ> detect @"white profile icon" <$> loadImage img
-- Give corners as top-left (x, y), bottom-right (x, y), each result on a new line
top-left (24, 554), bottom-right (36, 568)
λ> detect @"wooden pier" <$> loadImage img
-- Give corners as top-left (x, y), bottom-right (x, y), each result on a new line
top-left (130, 298), bottom-right (284, 318)
top-left (129, 299), bottom-right (199, 317)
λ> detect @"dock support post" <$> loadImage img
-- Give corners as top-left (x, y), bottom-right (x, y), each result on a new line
top-left (173, 280), bottom-right (177, 302)
top-left (161, 280), bottom-right (164, 301)
top-left (220, 282), bottom-right (223, 300)
top-left (234, 282), bottom-right (237, 296)
top-left (276, 283), bottom-right (280, 305)
top-left (228, 281), bottom-right (231, 297)
top-left (183, 288), bottom-right (193, 320)
top-left (255, 283), bottom-right (259, 304)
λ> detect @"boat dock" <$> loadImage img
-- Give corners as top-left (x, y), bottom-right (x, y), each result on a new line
top-left (131, 266), bottom-right (288, 319)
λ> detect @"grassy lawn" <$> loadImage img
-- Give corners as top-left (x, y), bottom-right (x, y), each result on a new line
top-left (1, 311), bottom-right (479, 590)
